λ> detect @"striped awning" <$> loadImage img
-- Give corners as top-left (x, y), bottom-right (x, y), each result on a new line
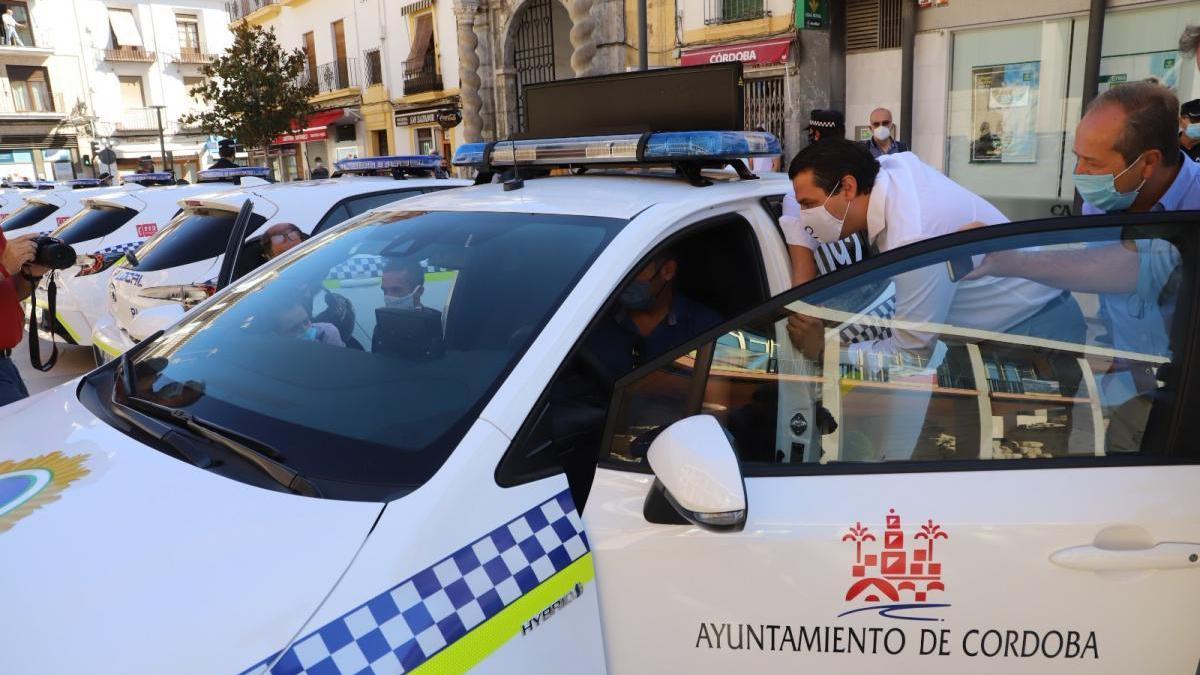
top-left (401, 0), bottom-right (435, 14)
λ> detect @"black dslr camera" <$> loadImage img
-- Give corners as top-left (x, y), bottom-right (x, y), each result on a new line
top-left (32, 235), bottom-right (76, 270)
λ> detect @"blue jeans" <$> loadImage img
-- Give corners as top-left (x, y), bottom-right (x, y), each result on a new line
top-left (0, 357), bottom-right (29, 407)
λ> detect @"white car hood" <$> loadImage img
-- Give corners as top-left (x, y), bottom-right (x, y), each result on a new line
top-left (0, 385), bottom-right (383, 674)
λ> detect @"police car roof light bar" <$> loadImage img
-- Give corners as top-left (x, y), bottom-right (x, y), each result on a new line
top-left (453, 130), bottom-right (779, 171)
top-left (69, 178), bottom-right (105, 189)
top-left (123, 172), bottom-right (177, 186)
top-left (196, 166), bottom-right (273, 183)
top-left (334, 155), bottom-right (441, 172)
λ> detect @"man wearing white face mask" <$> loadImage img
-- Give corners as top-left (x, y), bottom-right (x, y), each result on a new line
top-left (863, 108), bottom-right (908, 158)
top-left (381, 257), bottom-right (437, 316)
top-left (787, 138), bottom-right (1081, 362)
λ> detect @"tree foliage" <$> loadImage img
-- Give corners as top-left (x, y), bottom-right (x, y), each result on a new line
top-left (181, 23), bottom-right (317, 150)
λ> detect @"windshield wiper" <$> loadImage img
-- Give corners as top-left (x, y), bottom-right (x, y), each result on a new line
top-left (114, 346), bottom-right (321, 498)
top-left (122, 394), bottom-right (322, 498)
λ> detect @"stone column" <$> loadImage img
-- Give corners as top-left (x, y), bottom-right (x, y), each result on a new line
top-left (454, 0), bottom-right (484, 142)
top-left (568, 0), bottom-right (598, 77)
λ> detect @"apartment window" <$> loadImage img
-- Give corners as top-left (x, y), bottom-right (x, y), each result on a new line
top-left (365, 49), bottom-right (383, 86)
top-left (6, 66), bottom-right (52, 112)
top-left (404, 12), bottom-right (441, 94)
top-left (704, 0), bottom-right (766, 25)
top-left (302, 31), bottom-right (317, 85)
top-left (108, 8), bottom-right (144, 49)
top-left (119, 75), bottom-right (146, 110)
top-left (331, 20), bottom-right (348, 89)
top-left (846, 0), bottom-right (901, 52)
top-left (183, 76), bottom-right (206, 106)
top-left (176, 14), bottom-right (200, 53)
top-left (3, 1), bottom-right (34, 46)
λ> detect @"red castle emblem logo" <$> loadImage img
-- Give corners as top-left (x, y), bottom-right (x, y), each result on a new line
top-left (843, 509), bottom-right (948, 611)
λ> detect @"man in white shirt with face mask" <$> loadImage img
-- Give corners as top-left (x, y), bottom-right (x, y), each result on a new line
top-left (787, 138), bottom-right (1085, 361)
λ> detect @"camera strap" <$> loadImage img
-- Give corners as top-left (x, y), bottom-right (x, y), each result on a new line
top-left (27, 271), bottom-right (59, 372)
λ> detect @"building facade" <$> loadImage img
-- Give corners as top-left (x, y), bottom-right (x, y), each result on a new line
top-left (845, 0), bottom-right (1200, 220)
top-left (0, 0), bottom-right (89, 183)
top-left (0, 0), bottom-right (233, 184)
top-left (230, 0), bottom-right (470, 180)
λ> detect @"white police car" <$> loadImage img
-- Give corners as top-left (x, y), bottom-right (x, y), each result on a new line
top-left (90, 159), bottom-right (469, 362)
top-left (0, 175), bottom-right (171, 236)
top-left (3, 56), bottom-right (1198, 671)
top-left (29, 171), bottom-right (272, 349)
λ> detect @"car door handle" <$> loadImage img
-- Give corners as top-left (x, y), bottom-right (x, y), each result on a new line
top-left (1050, 543), bottom-right (1200, 571)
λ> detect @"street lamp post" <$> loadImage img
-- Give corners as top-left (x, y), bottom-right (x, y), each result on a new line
top-left (150, 105), bottom-right (168, 173)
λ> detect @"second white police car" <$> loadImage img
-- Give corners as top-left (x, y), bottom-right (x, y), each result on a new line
top-left (90, 159), bottom-right (469, 362)
top-left (0, 66), bottom-right (1196, 674)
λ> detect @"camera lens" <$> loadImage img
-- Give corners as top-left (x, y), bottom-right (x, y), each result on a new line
top-left (33, 236), bottom-right (77, 270)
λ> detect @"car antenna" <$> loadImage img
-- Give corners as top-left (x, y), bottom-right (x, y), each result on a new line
top-left (502, 136), bottom-right (524, 192)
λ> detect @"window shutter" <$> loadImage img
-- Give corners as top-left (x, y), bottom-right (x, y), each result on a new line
top-left (846, 0), bottom-right (880, 52)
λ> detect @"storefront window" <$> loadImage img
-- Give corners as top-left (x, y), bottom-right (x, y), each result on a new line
top-left (948, 2), bottom-right (1200, 221)
top-left (0, 149), bottom-right (35, 182)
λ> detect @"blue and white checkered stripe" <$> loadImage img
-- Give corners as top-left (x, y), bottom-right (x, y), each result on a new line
top-left (242, 489), bottom-right (588, 675)
top-left (95, 241), bottom-right (142, 260)
top-left (839, 289), bottom-right (896, 344)
top-left (327, 254), bottom-right (385, 281)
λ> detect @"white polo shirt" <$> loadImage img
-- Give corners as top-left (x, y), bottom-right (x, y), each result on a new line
top-left (785, 152), bottom-right (1064, 357)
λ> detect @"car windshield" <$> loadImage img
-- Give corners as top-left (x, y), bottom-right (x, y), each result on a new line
top-left (2, 201), bottom-right (58, 232)
top-left (126, 209), bottom-right (622, 499)
top-left (129, 207), bottom-right (266, 271)
top-left (52, 205), bottom-right (138, 245)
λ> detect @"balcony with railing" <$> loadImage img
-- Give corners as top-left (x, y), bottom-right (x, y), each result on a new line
top-left (0, 31), bottom-right (53, 57)
top-left (704, 0), bottom-right (769, 25)
top-left (403, 53), bottom-right (442, 95)
top-left (114, 108), bottom-right (174, 134)
top-left (225, 0), bottom-right (280, 23)
top-left (0, 90), bottom-right (64, 118)
top-left (104, 46), bottom-right (156, 63)
top-left (172, 48), bottom-right (215, 65)
top-left (299, 58), bottom-right (359, 96)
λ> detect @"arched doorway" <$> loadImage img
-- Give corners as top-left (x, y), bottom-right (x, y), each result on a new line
top-left (510, 0), bottom-right (573, 131)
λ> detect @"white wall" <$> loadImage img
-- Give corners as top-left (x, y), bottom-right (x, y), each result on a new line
top-left (845, 49), bottom-right (903, 142)
top-left (912, 30), bottom-right (949, 170)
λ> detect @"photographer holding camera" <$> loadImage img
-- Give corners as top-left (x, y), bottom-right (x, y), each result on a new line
top-left (0, 231), bottom-right (50, 406)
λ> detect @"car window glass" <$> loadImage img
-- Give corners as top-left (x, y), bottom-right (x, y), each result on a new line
top-left (606, 224), bottom-right (1191, 467)
top-left (345, 190), bottom-right (422, 218)
top-left (497, 215), bottom-right (771, 488)
top-left (2, 201), bottom-right (57, 232)
top-left (52, 205), bottom-right (137, 245)
top-left (127, 208), bottom-right (266, 272)
top-left (313, 203), bottom-right (350, 235)
top-left (127, 210), bottom-right (622, 501)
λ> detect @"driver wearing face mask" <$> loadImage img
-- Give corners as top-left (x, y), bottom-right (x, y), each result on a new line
top-left (586, 249), bottom-right (722, 380)
top-left (381, 256), bottom-right (440, 317)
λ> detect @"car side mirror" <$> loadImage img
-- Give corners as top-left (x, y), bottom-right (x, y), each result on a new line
top-left (644, 415), bottom-right (746, 532)
top-left (128, 303), bottom-right (185, 340)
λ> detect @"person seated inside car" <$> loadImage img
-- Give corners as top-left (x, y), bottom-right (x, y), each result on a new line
top-left (260, 222), bottom-right (308, 261)
top-left (371, 256), bottom-right (444, 359)
top-left (274, 296), bottom-right (344, 347)
top-left (586, 248), bottom-right (723, 381)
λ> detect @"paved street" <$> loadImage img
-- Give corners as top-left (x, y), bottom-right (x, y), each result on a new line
top-left (14, 336), bottom-right (95, 397)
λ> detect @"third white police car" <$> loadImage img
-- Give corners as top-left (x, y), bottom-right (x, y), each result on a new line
top-left (2, 66), bottom-right (1197, 673)
top-left (90, 159), bottom-right (469, 361)
top-left (1, 175), bottom-right (170, 236)
top-left (32, 171), bottom-right (271, 348)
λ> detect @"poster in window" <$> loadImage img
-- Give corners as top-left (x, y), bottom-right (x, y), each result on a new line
top-left (970, 61), bottom-right (1039, 164)
top-left (1098, 50), bottom-right (1178, 93)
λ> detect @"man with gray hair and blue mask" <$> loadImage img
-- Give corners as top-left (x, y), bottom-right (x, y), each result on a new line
top-left (965, 80), bottom-right (1199, 451)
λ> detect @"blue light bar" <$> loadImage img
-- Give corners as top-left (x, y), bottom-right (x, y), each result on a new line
top-left (70, 178), bottom-right (105, 188)
top-left (334, 155), bottom-right (441, 172)
top-left (452, 131), bottom-right (781, 168)
top-left (124, 172), bottom-right (176, 185)
top-left (11, 180), bottom-right (56, 189)
top-left (196, 166), bottom-right (272, 182)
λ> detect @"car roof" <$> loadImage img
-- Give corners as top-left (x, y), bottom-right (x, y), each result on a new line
top-left (377, 171), bottom-right (792, 220)
top-left (86, 182), bottom-right (239, 210)
top-left (183, 176), bottom-right (471, 213)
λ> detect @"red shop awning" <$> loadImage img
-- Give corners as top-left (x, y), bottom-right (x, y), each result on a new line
top-left (272, 108), bottom-right (344, 145)
top-left (680, 36), bottom-right (792, 68)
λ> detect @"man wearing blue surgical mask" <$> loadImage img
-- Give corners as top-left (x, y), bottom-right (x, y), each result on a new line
top-left (965, 81), bottom-right (1198, 451)
top-left (1179, 98), bottom-right (1200, 162)
top-left (586, 249), bottom-right (722, 379)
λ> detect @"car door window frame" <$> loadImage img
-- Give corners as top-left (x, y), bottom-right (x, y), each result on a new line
top-left (599, 212), bottom-right (1200, 476)
top-left (310, 186), bottom-right (451, 235)
top-left (495, 209), bottom-right (774, 491)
